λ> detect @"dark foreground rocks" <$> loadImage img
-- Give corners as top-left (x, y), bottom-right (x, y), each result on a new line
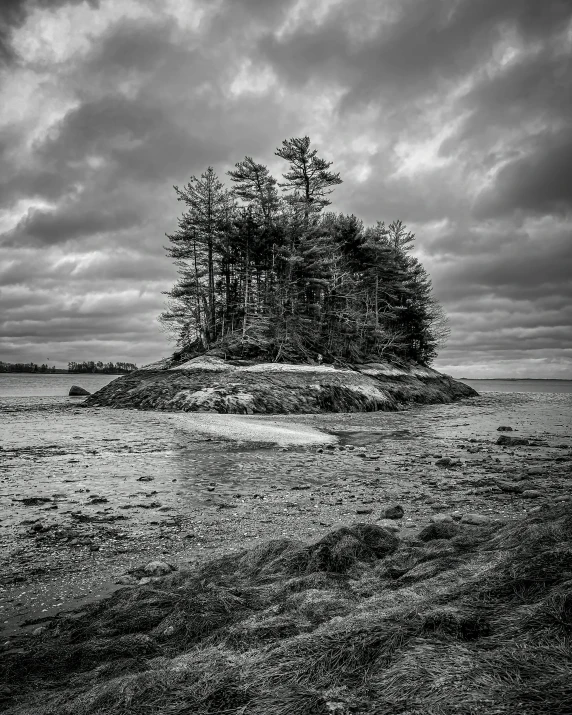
top-left (2, 503), bottom-right (572, 714)
top-left (84, 356), bottom-right (477, 413)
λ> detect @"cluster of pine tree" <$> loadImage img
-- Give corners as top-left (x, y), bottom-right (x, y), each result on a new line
top-left (161, 137), bottom-right (448, 366)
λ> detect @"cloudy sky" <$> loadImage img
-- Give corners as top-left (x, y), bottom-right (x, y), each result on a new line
top-left (1, 0), bottom-right (571, 377)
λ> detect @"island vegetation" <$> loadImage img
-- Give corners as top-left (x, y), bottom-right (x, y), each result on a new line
top-left (160, 136), bottom-right (448, 366)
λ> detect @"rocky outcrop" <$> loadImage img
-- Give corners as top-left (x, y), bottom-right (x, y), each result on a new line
top-left (69, 385), bottom-right (91, 396)
top-left (84, 356), bottom-right (477, 413)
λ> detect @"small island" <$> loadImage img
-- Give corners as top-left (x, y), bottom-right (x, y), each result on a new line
top-left (87, 137), bottom-right (475, 412)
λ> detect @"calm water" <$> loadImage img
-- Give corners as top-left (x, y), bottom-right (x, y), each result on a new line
top-left (0, 373), bottom-right (121, 398)
top-left (460, 379), bottom-right (572, 394)
top-left (1, 373), bottom-right (572, 398)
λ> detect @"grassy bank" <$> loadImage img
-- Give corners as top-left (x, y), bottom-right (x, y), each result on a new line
top-left (2, 504), bottom-right (571, 714)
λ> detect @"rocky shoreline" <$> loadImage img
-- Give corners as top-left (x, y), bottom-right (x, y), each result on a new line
top-left (84, 356), bottom-right (477, 413)
top-left (1, 389), bottom-right (571, 713)
top-left (2, 390), bottom-right (570, 642)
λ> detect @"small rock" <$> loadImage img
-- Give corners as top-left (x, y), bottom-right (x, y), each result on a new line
top-left (430, 513), bottom-right (453, 524)
top-left (383, 505), bottom-right (404, 520)
top-left (435, 457), bottom-right (452, 467)
top-left (376, 518), bottom-right (401, 532)
top-left (526, 467), bottom-right (543, 476)
top-left (163, 625), bottom-right (175, 636)
top-left (22, 497), bottom-right (51, 506)
top-left (461, 513), bottom-right (490, 526)
top-left (32, 626), bottom-right (47, 636)
top-left (450, 511), bottom-right (463, 521)
top-left (495, 480), bottom-right (525, 494)
top-left (137, 476), bottom-right (154, 482)
top-left (497, 426), bottom-right (513, 432)
top-left (522, 489), bottom-right (541, 499)
top-left (497, 435), bottom-right (529, 446)
top-left (69, 385), bottom-right (90, 396)
top-left (356, 508), bottom-right (373, 515)
top-left (115, 574), bottom-right (137, 585)
top-left (143, 561), bottom-right (177, 576)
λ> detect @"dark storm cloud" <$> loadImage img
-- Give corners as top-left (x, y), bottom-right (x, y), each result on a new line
top-left (474, 130), bottom-right (572, 218)
top-left (255, 0), bottom-right (572, 106)
top-left (3, 203), bottom-right (143, 246)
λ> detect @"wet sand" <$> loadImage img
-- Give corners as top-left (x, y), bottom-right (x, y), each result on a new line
top-left (1, 390), bottom-right (571, 637)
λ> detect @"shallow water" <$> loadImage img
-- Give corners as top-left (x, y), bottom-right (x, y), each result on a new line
top-left (0, 373), bottom-right (120, 398)
top-left (460, 378), bottom-right (572, 394)
top-left (2, 390), bottom-right (571, 531)
top-left (1, 382), bottom-right (571, 634)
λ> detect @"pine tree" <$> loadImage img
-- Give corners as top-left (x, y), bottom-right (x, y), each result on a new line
top-left (161, 137), bottom-right (447, 366)
top-left (275, 136), bottom-right (342, 220)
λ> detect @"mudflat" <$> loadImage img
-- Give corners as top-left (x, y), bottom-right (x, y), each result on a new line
top-left (1, 389), bottom-right (570, 635)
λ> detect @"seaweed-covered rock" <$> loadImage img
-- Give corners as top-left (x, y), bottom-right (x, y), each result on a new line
top-left (69, 385), bottom-right (90, 396)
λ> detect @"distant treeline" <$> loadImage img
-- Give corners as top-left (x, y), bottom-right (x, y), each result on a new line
top-left (0, 362), bottom-right (57, 373)
top-left (67, 361), bottom-right (137, 374)
top-left (0, 361), bottom-right (137, 374)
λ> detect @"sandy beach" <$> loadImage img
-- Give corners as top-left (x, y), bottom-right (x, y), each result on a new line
top-left (1, 385), bottom-right (571, 638)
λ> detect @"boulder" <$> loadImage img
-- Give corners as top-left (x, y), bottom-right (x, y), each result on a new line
top-left (418, 521), bottom-right (461, 541)
top-left (383, 505), bottom-right (404, 520)
top-left (430, 513), bottom-right (453, 524)
top-left (69, 385), bottom-right (91, 396)
top-left (497, 426), bottom-right (513, 431)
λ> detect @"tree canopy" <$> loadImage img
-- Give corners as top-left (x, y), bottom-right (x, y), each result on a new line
top-left (160, 136), bottom-right (448, 365)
